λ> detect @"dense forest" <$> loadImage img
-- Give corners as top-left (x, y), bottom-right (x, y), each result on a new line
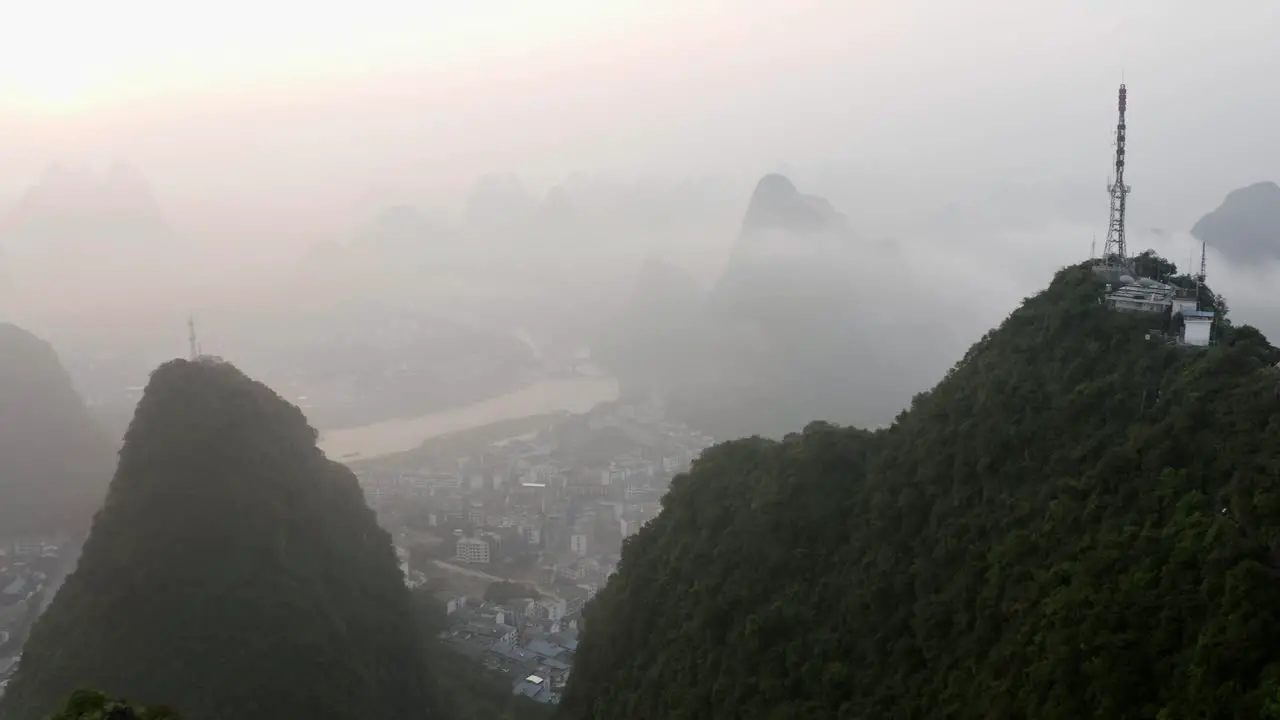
top-left (33, 584), bottom-right (550, 717)
top-left (559, 259), bottom-right (1280, 719)
top-left (0, 323), bottom-right (112, 537)
top-left (33, 585), bottom-right (552, 720)
top-left (0, 359), bottom-right (434, 720)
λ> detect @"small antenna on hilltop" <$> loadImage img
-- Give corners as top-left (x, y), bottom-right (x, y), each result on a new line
top-left (1196, 238), bottom-right (1208, 307)
top-left (1091, 236), bottom-right (1097, 260)
top-left (187, 314), bottom-right (201, 361)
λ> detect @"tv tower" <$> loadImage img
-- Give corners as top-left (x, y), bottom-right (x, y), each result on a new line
top-left (1102, 84), bottom-right (1130, 265)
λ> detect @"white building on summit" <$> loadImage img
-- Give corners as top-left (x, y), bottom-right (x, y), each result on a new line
top-left (1182, 310), bottom-right (1214, 347)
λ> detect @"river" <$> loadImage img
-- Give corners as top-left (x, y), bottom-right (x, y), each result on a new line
top-left (317, 374), bottom-right (619, 460)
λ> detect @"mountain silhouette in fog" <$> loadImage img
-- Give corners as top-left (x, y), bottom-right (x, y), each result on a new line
top-left (601, 173), bottom-right (945, 440)
top-left (0, 323), bottom-right (112, 537)
top-left (741, 172), bottom-right (849, 233)
top-left (713, 172), bottom-right (860, 315)
top-left (0, 162), bottom-right (172, 258)
top-left (1191, 181), bottom-right (1280, 266)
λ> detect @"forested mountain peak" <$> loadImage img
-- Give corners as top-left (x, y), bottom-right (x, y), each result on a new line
top-left (0, 358), bottom-right (434, 720)
top-left (560, 260), bottom-right (1280, 719)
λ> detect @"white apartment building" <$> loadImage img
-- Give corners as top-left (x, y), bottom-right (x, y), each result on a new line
top-left (456, 536), bottom-right (491, 564)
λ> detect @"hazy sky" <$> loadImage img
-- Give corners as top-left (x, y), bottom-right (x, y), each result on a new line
top-left (3, 2), bottom-right (1277, 185)
top-left (1, 1), bottom-right (1278, 265)
top-left (5, 0), bottom-right (1280, 422)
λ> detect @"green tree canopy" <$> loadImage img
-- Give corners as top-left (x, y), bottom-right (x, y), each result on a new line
top-left (47, 690), bottom-right (180, 720)
top-left (559, 261), bottom-right (1280, 719)
top-left (1, 360), bottom-right (435, 720)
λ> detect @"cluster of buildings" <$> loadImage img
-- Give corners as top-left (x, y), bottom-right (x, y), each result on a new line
top-left (439, 596), bottom-right (583, 705)
top-left (350, 393), bottom-right (715, 702)
top-left (355, 394), bottom-right (709, 571)
top-left (0, 538), bottom-right (64, 699)
top-left (1100, 269), bottom-right (1216, 346)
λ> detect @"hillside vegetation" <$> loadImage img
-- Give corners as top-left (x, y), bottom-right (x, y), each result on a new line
top-left (559, 261), bottom-right (1280, 719)
top-left (46, 691), bottom-right (180, 720)
top-left (0, 359), bottom-right (434, 720)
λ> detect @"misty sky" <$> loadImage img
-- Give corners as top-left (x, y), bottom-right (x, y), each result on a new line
top-left (3, 1), bottom-right (1280, 334)
top-left (2, 1), bottom-right (1277, 226)
top-left (2, 0), bottom-right (1280, 444)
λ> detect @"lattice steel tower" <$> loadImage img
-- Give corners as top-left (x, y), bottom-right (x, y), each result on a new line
top-left (1102, 84), bottom-right (1130, 265)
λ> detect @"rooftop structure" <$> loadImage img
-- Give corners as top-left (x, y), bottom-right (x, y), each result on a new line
top-left (1103, 276), bottom-right (1175, 314)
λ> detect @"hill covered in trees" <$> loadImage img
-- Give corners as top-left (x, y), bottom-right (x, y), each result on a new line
top-left (0, 323), bottom-right (112, 538)
top-left (0, 359), bottom-right (434, 720)
top-left (559, 260), bottom-right (1280, 719)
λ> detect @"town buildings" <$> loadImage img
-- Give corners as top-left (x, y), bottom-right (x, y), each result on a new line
top-left (456, 536), bottom-right (492, 564)
top-left (347, 393), bottom-right (713, 703)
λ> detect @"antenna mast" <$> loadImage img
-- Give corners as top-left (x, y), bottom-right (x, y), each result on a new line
top-left (188, 314), bottom-right (200, 361)
top-left (1102, 84), bottom-right (1130, 266)
top-left (1196, 239), bottom-right (1207, 305)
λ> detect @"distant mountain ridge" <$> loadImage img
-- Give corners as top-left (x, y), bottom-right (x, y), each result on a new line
top-left (1191, 181), bottom-right (1280, 265)
top-left (0, 358), bottom-right (435, 720)
top-left (712, 172), bottom-right (861, 320)
top-left (0, 323), bottom-right (112, 538)
top-left (1, 162), bottom-right (171, 256)
top-left (603, 173), bottom-right (935, 440)
top-left (740, 172), bottom-right (849, 233)
top-left (0, 162), bottom-right (178, 300)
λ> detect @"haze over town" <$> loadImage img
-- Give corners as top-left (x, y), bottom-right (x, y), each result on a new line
top-left (5, 0), bottom-right (1280, 714)
top-left (0, 3), bottom-right (1275, 422)
top-left (7, 0), bottom-right (1280, 707)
